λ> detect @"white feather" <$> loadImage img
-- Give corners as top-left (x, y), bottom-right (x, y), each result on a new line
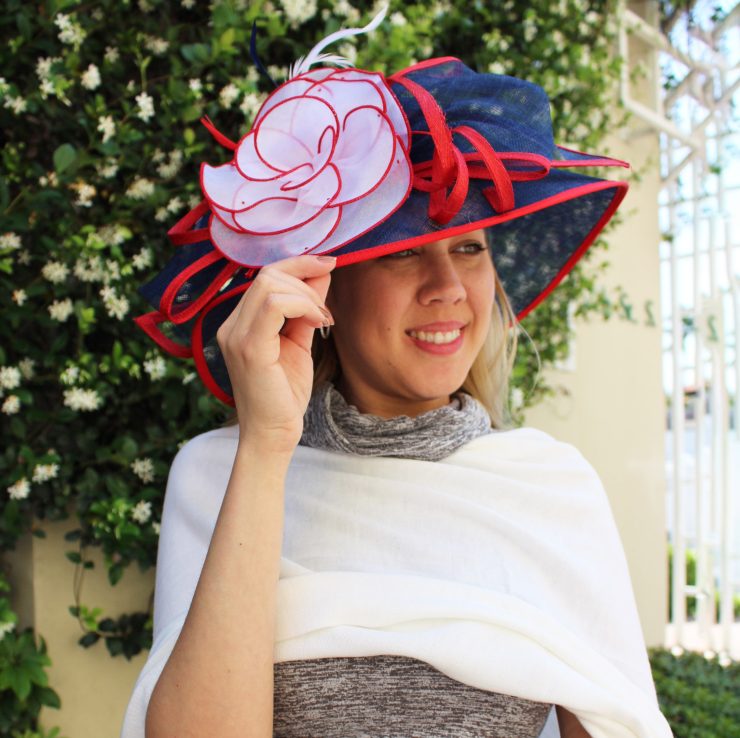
top-left (289, 4), bottom-right (388, 79)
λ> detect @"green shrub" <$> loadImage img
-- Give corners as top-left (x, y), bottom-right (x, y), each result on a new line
top-left (650, 648), bottom-right (740, 738)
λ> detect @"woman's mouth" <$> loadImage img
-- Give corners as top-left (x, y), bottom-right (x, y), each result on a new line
top-left (406, 324), bottom-right (466, 354)
top-left (407, 328), bottom-right (461, 345)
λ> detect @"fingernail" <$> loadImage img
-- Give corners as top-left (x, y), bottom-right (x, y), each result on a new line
top-left (316, 255), bottom-right (336, 263)
top-left (319, 305), bottom-right (335, 324)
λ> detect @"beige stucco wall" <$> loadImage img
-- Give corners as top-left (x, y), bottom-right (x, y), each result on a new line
top-left (524, 128), bottom-right (667, 647)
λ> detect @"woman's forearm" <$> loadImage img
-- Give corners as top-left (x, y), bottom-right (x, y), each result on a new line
top-left (145, 441), bottom-right (292, 738)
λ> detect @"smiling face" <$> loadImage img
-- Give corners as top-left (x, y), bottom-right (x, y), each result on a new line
top-left (326, 229), bottom-right (495, 418)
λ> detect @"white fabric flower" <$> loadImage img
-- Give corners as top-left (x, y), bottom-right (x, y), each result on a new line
top-left (2, 395), bottom-right (20, 415)
top-left (7, 478), bottom-right (30, 501)
top-left (48, 299), bottom-right (74, 322)
top-left (131, 458), bottom-right (155, 484)
top-left (81, 64), bottom-right (101, 90)
top-left (201, 68), bottom-right (411, 266)
top-left (63, 387), bottom-right (102, 412)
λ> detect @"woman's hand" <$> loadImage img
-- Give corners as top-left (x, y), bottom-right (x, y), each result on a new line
top-left (216, 254), bottom-right (336, 454)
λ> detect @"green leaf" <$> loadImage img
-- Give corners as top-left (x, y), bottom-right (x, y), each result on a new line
top-left (53, 144), bottom-right (77, 174)
top-left (78, 632), bottom-right (100, 648)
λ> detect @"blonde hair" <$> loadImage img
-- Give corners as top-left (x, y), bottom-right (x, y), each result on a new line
top-left (312, 269), bottom-right (518, 429)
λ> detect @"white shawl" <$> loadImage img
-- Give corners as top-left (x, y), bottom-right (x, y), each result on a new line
top-left (121, 425), bottom-right (672, 738)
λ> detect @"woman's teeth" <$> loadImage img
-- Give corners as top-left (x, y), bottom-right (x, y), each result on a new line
top-left (408, 329), bottom-right (461, 345)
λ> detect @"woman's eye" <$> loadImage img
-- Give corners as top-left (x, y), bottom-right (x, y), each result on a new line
top-left (455, 241), bottom-right (486, 254)
top-left (384, 248), bottom-right (419, 259)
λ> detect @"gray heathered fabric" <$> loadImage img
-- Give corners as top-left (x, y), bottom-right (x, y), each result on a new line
top-left (273, 655), bottom-right (552, 738)
top-left (300, 382), bottom-right (493, 461)
top-left (287, 384), bottom-right (551, 735)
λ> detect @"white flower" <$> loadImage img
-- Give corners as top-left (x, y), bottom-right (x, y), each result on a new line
top-left (135, 91), bottom-right (155, 122)
top-left (104, 46), bottom-right (120, 63)
top-left (145, 36), bottom-right (170, 55)
top-left (55, 13), bottom-right (86, 47)
top-left (280, 0), bottom-right (318, 25)
top-left (239, 91), bottom-right (265, 120)
top-left (7, 478), bottom-right (30, 501)
top-left (188, 78), bottom-right (202, 93)
top-left (0, 621), bottom-right (16, 639)
top-left (18, 358), bottom-right (35, 380)
top-left (132, 247), bottom-right (153, 270)
top-left (12, 290), bottom-right (26, 306)
top-left (63, 387), bottom-right (102, 412)
top-left (219, 83), bottom-right (240, 109)
top-left (98, 224), bottom-right (127, 247)
top-left (17, 251), bottom-right (31, 266)
top-left (0, 366), bottom-right (22, 390)
top-left (36, 56), bottom-right (60, 80)
top-left (70, 181), bottom-right (96, 207)
top-left (181, 0), bottom-right (196, 7)
top-left (81, 64), bottom-right (101, 90)
top-left (126, 177), bottom-right (155, 200)
top-left (99, 285), bottom-right (130, 320)
top-left (4, 96), bottom-right (27, 115)
top-left (74, 255), bottom-right (105, 283)
top-left (0, 77), bottom-right (9, 95)
top-left (42, 260), bottom-right (70, 283)
top-left (510, 387), bottom-right (524, 410)
top-left (155, 208), bottom-right (169, 222)
top-left (157, 153), bottom-right (183, 179)
top-left (143, 356), bottom-right (167, 380)
top-left (188, 194), bottom-right (201, 209)
top-left (131, 458), bottom-right (155, 483)
top-left (152, 521), bottom-right (161, 535)
top-left (390, 11), bottom-right (407, 26)
top-left (38, 171), bottom-right (59, 187)
top-left (337, 42), bottom-right (357, 65)
top-left (0, 233), bottom-right (21, 250)
top-left (166, 196), bottom-right (183, 213)
top-left (139, 0), bottom-right (154, 12)
top-left (182, 371), bottom-right (196, 385)
top-left (60, 366), bottom-right (80, 385)
top-left (32, 463), bottom-right (59, 483)
top-left (2, 396), bottom-right (20, 415)
top-left (39, 79), bottom-right (56, 99)
top-left (97, 115), bottom-right (115, 143)
top-left (333, 0), bottom-right (360, 20)
top-left (523, 18), bottom-right (537, 43)
top-left (48, 299), bottom-right (74, 322)
top-left (152, 148), bottom-right (166, 163)
top-left (132, 500), bottom-right (153, 524)
top-left (488, 61), bottom-right (507, 75)
top-left (96, 158), bottom-right (119, 178)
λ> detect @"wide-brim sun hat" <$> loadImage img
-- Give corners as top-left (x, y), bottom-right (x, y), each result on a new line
top-left (135, 14), bottom-right (629, 406)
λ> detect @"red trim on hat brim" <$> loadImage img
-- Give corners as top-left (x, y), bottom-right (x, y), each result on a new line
top-left (168, 201), bottom-right (210, 246)
top-left (191, 282), bottom-right (252, 406)
top-left (134, 312), bottom-right (193, 358)
top-left (390, 56), bottom-right (463, 78)
top-left (331, 178), bottom-right (629, 320)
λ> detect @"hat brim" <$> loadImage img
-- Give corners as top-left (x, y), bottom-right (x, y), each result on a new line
top-left (330, 170), bottom-right (627, 319)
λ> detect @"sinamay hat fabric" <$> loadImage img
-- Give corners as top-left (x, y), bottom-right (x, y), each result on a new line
top-left (136, 56), bottom-right (629, 405)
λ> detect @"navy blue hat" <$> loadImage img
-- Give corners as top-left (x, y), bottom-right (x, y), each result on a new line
top-left (136, 57), bottom-right (628, 405)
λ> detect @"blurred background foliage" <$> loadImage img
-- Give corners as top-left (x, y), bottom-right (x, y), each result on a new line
top-left (0, 0), bottom-right (632, 732)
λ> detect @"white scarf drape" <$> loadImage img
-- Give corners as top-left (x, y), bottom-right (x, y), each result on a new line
top-left (121, 425), bottom-right (673, 738)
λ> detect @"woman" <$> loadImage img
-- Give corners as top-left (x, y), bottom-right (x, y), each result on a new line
top-left (123, 16), bottom-right (673, 738)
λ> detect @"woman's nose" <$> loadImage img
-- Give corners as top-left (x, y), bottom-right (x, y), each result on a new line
top-left (417, 255), bottom-right (467, 305)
